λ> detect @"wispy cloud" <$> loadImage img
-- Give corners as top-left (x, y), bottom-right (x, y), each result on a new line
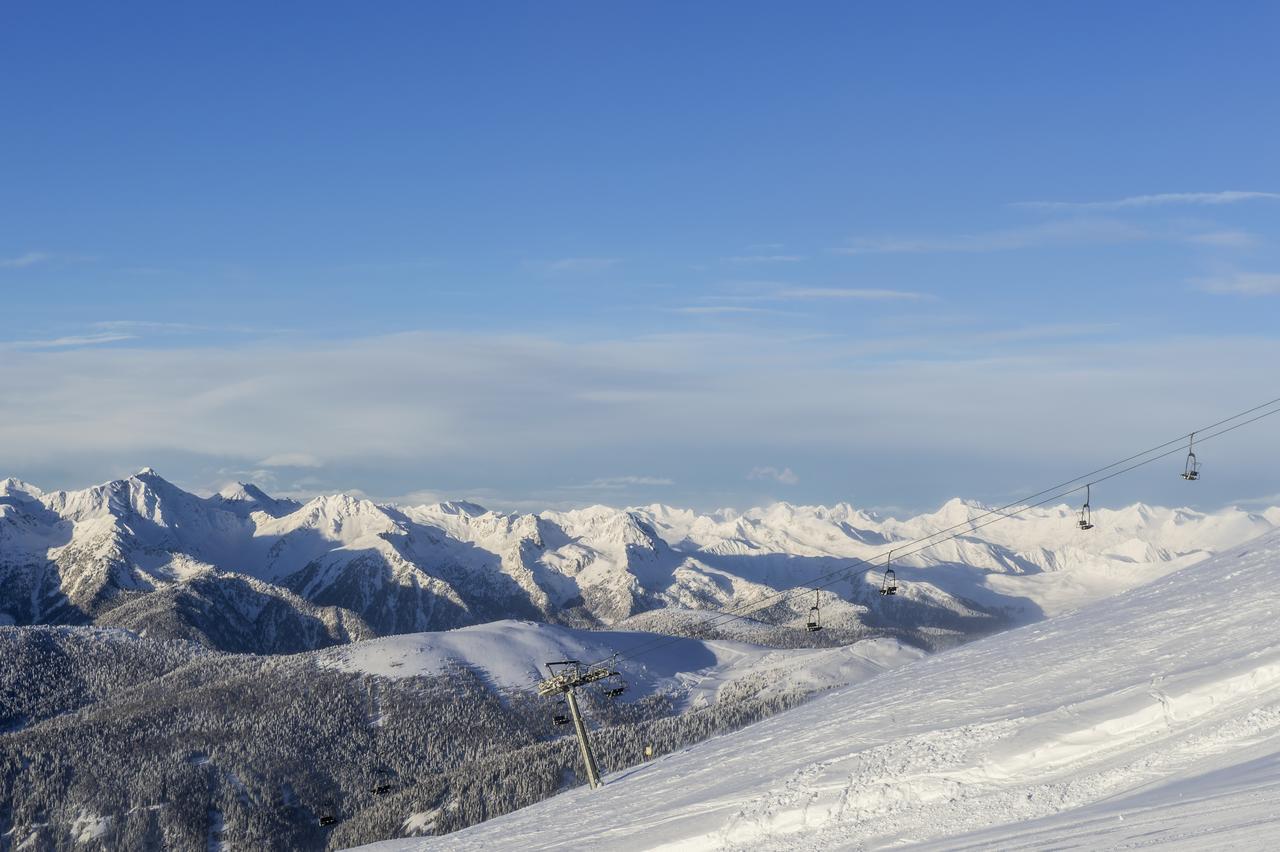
top-left (671, 306), bottom-right (774, 315)
top-left (96, 321), bottom-right (201, 332)
top-left (1015, 191), bottom-right (1280, 210)
top-left (1194, 272), bottom-right (1280, 296)
top-left (1186, 230), bottom-right (1258, 248)
top-left (0, 251), bottom-right (51, 269)
top-left (969, 322), bottom-right (1117, 343)
top-left (6, 332), bottom-right (136, 349)
top-left (835, 219), bottom-right (1148, 255)
top-left (747, 466), bottom-right (799, 485)
top-left (534, 257), bottom-right (622, 275)
top-left (685, 286), bottom-right (928, 312)
top-left (257, 452), bottom-right (325, 468)
top-left (92, 320), bottom-right (295, 337)
top-left (774, 287), bottom-right (927, 301)
top-left (391, 488), bottom-right (451, 506)
top-left (723, 255), bottom-right (804, 264)
top-left (565, 475), bottom-right (675, 490)
top-left (1228, 491), bottom-right (1280, 507)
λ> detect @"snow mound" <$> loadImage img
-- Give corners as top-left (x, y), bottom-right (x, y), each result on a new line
top-left (357, 528), bottom-right (1280, 851)
top-left (320, 619), bottom-right (924, 707)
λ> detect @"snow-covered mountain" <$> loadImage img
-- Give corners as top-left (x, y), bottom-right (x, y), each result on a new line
top-left (2, 470), bottom-right (1276, 652)
top-left (360, 528), bottom-right (1280, 851)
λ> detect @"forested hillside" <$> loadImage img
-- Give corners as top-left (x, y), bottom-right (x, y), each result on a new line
top-left (0, 624), bottom-right (910, 850)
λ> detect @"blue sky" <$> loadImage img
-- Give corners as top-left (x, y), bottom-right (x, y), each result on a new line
top-left (3, 2), bottom-right (1279, 512)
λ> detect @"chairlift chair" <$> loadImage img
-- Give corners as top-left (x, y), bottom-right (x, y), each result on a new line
top-left (1182, 433), bottom-right (1201, 481)
top-left (552, 695), bottom-right (570, 725)
top-left (602, 671), bottom-right (627, 698)
top-left (1078, 484), bottom-right (1095, 530)
top-left (879, 550), bottom-right (898, 596)
top-left (806, 589), bottom-right (823, 631)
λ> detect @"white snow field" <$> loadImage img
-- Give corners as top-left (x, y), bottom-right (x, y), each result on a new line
top-left (356, 529), bottom-right (1280, 851)
top-left (320, 620), bottom-right (925, 710)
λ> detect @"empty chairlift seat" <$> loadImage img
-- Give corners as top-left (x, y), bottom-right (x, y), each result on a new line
top-left (1182, 432), bottom-right (1201, 480)
top-left (806, 589), bottom-right (823, 631)
top-left (1078, 484), bottom-right (1095, 530)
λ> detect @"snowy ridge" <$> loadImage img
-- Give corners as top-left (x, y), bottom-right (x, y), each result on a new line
top-left (1, 469), bottom-right (1276, 653)
top-left (359, 529), bottom-right (1280, 850)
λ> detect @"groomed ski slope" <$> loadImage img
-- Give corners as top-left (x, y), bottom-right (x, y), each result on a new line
top-left (357, 528), bottom-right (1280, 851)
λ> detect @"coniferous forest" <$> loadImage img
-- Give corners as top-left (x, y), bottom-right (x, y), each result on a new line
top-left (0, 626), bottom-right (820, 850)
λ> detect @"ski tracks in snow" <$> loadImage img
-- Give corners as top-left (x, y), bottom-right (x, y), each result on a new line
top-left (718, 688), bottom-right (1280, 850)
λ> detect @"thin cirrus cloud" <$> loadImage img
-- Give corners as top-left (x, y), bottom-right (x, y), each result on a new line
top-left (671, 306), bottom-right (776, 315)
top-left (747, 466), bottom-right (799, 485)
top-left (4, 321), bottom-right (293, 351)
top-left (835, 219), bottom-right (1148, 255)
top-left (722, 255), bottom-right (805, 263)
top-left (6, 332), bottom-right (137, 349)
top-left (92, 319), bottom-right (297, 337)
top-left (0, 251), bottom-right (51, 269)
top-left (1187, 230), bottom-right (1258, 248)
top-left (1013, 191), bottom-right (1280, 210)
top-left (774, 287), bottom-right (927, 301)
top-left (534, 257), bottom-right (622, 275)
top-left (678, 287), bottom-right (927, 313)
top-left (564, 475), bottom-right (675, 490)
top-left (1194, 272), bottom-right (1280, 296)
top-left (257, 452), bottom-right (325, 468)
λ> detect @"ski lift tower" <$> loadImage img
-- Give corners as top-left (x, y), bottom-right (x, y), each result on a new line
top-left (537, 660), bottom-right (614, 789)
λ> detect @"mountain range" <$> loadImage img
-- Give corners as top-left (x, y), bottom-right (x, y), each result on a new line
top-left (2, 469), bottom-right (1276, 653)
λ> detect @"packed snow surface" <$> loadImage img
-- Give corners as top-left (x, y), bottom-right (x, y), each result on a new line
top-left (321, 620), bottom-right (924, 708)
top-left (356, 529), bottom-right (1280, 851)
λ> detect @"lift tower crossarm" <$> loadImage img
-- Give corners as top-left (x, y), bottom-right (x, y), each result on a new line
top-left (537, 660), bottom-right (615, 789)
top-left (536, 660), bottom-right (612, 696)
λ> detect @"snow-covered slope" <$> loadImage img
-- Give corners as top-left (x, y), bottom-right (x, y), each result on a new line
top-left (360, 528), bottom-right (1280, 850)
top-left (2, 469), bottom-right (1276, 653)
top-left (319, 619), bottom-right (924, 710)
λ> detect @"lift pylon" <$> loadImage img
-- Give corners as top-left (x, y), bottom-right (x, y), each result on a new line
top-left (537, 660), bottom-right (614, 789)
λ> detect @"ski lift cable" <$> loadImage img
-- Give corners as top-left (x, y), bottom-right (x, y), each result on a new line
top-left (590, 402), bottom-right (1280, 666)
top-left (673, 394), bottom-right (1280, 636)
top-left (624, 401), bottom-right (1280, 666)
top-left (590, 402), bottom-right (1280, 668)
top-left (879, 395), bottom-right (1280, 556)
top-left (615, 404), bottom-right (1280, 665)
top-left (583, 397), bottom-right (1280, 670)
